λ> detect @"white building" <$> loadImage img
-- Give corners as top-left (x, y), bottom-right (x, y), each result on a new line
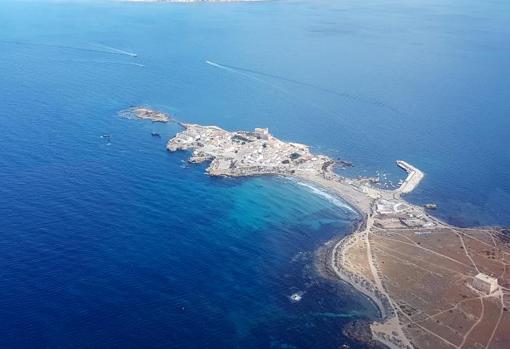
top-left (472, 273), bottom-right (499, 294)
top-left (254, 128), bottom-right (269, 140)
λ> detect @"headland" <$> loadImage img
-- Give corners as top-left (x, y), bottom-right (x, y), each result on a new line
top-left (137, 110), bottom-right (510, 349)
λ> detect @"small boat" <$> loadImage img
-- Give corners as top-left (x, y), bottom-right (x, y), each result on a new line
top-left (424, 203), bottom-right (438, 210)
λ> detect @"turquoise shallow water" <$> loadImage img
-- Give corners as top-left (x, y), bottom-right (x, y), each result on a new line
top-left (0, 0), bottom-right (509, 348)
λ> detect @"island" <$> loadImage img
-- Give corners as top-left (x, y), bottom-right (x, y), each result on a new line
top-left (134, 110), bottom-right (510, 349)
top-left (119, 107), bottom-right (171, 123)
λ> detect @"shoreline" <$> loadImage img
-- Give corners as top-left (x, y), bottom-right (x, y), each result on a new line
top-left (131, 114), bottom-right (509, 349)
top-left (162, 121), bottom-right (419, 348)
top-left (286, 175), bottom-right (398, 326)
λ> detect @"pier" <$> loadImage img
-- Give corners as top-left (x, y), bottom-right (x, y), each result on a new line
top-left (396, 160), bottom-right (424, 194)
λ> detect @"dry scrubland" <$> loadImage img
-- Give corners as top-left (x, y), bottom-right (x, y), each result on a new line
top-left (341, 219), bottom-right (510, 349)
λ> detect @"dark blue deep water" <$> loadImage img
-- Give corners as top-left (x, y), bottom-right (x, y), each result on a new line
top-left (0, 0), bottom-right (509, 348)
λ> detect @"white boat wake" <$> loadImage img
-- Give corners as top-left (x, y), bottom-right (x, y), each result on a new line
top-left (55, 59), bottom-right (144, 67)
top-left (93, 43), bottom-right (138, 57)
top-left (205, 59), bottom-right (405, 117)
top-left (206, 60), bottom-right (283, 90)
top-left (0, 40), bottom-right (138, 58)
top-left (205, 60), bottom-right (224, 69)
top-left (205, 60), bottom-right (341, 118)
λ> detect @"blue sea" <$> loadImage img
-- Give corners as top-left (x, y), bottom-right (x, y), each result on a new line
top-left (0, 0), bottom-right (509, 348)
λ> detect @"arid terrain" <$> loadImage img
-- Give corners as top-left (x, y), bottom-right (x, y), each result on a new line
top-left (339, 208), bottom-right (510, 349)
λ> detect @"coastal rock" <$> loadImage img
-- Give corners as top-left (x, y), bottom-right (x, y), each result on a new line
top-left (119, 107), bottom-right (171, 123)
top-left (343, 320), bottom-right (389, 349)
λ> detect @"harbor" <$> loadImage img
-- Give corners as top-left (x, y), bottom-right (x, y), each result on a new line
top-left (395, 160), bottom-right (424, 194)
